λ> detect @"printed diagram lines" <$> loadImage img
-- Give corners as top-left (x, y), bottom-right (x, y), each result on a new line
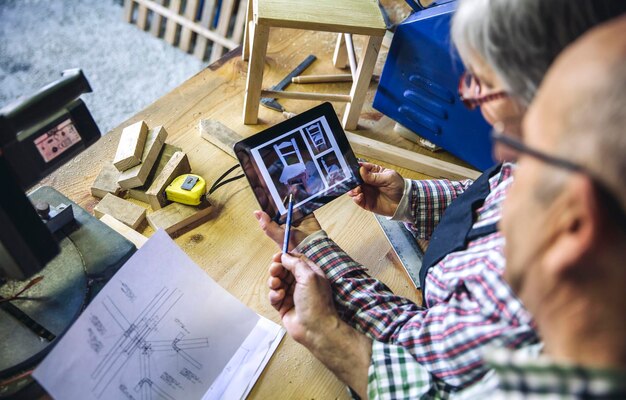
top-left (90, 287), bottom-right (209, 399)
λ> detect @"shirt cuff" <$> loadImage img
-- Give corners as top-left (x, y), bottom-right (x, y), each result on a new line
top-left (296, 231), bottom-right (366, 281)
top-left (294, 230), bottom-right (326, 252)
top-left (389, 179), bottom-right (413, 223)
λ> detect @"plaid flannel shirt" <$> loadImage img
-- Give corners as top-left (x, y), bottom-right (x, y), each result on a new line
top-left (297, 163), bottom-right (538, 396)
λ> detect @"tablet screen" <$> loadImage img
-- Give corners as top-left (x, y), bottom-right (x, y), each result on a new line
top-left (235, 103), bottom-right (362, 224)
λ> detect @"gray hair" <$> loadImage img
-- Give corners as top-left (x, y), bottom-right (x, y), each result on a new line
top-left (451, 0), bottom-right (626, 106)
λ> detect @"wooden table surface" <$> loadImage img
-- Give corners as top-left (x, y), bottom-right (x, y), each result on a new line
top-left (38, 15), bottom-right (468, 398)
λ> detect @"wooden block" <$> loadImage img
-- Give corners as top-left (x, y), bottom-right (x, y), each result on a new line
top-left (198, 119), bottom-right (243, 158)
top-left (118, 126), bottom-right (168, 189)
top-left (126, 143), bottom-right (183, 203)
top-left (145, 151), bottom-right (191, 210)
top-left (345, 131), bottom-right (481, 181)
top-left (147, 202), bottom-right (212, 237)
top-left (94, 193), bottom-right (146, 230)
top-left (113, 121), bottom-right (149, 171)
top-left (98, 214), bottom-right (148, 249)
top-left (91, 162), bottom-right (122, 199)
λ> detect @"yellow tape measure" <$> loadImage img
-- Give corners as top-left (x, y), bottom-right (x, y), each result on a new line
top-left (165, 174), bottom-right (206, 206)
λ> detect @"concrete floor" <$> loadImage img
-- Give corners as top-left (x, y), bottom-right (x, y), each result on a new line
top-left (0, 0), bottom-right (205, 134)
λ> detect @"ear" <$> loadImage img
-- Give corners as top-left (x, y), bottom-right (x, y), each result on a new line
top-left (542, 175), bottom-right (598, 276)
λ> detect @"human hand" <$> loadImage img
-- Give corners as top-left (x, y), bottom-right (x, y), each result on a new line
top-left (267, 252), bottom-right (339, 347)
top-left (348, 162), bottom-right (405, 216)
top-left (254, 210), bottom-right (322, 251)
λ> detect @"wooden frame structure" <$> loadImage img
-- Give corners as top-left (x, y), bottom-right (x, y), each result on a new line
top-left (124, 0), bottom-right (247, 63)
top-left (241, 0), bottom-right (387, 130)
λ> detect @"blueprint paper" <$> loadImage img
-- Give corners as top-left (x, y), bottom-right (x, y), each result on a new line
top-left (33, 229), bottom-right (262, 400)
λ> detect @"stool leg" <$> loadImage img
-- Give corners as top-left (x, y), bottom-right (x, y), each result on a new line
top-left (332, 33), bottom-right (348, 69)
top-left (243, 23), bottom-right (270, 125)
top-left (242, 0), bottom-right (253, 61)
top-left (342, 35), bottom-right (383, 130)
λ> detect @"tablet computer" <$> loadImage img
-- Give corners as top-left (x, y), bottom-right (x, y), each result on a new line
top-left (234, 103), bottom-right (362, 224)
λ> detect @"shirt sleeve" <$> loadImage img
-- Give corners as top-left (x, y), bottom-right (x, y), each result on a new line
top-left (298, 232), bottom-right (536, 389)
top-left (368, 341), bottom-right (447, 399)
top-left (403, 178), bottom-right (474, 240)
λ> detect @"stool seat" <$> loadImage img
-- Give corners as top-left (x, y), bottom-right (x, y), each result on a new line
top-left (256, 0), bottom-right (386, 36)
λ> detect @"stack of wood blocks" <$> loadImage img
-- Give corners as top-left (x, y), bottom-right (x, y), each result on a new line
top-left (91, 120), bottom-right (212, 244)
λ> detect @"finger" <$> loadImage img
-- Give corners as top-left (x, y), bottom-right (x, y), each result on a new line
top-left (272, 252), bottom-right (282, 263)
top-left (254, 210), bottom-right (285, 247)
top-left (268, 276), bottom-right (283, 290)
top-left (269, 261), bottom-right (287, 279)
top-left (347, 186), bottom-right (362, 197)
top-left (269, 288), bottom-right (285, 309)
top-left (280, 252), bottom-right (315, 281)
top-left (351, 192), bottom-right (365, 206)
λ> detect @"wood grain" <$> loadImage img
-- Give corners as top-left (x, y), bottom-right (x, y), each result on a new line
top-left (94, 193), bottom-right (147, 230)
top-left (113, 120), bottom-right (148, 171)
top-left (99, 213), bottom-right (149, 248)
top-left (198, 119), bottom-right (240, 158)
top-left (147, 201), bottom-right (213, 236)
top-left (91, 162), bottom-right (122, 199)
top-left (145, 151), bottom-right (191, 210)
top-left (118, 126), bottom-right (168, 189)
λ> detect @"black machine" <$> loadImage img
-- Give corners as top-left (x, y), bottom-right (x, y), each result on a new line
top-left (0, 70), bottom-right (135, 397)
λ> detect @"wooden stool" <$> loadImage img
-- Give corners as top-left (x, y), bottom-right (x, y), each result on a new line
top-left (241, 0), bottom-right (387, 130)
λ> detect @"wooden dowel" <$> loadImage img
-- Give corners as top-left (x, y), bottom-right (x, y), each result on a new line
top-left (344, 33), bottom-right (358, 79)
top-left (133, 0), bottom-right (239, 49)
top-left (292, 74), bottom-right (353, 84)
top-left (260, 90), bottom-right (351, 102)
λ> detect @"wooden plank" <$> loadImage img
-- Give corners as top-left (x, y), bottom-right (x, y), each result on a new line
top-left (241, 0), bottom-right (253, 61)
top-left (209, 0), bottom-right (235, 62)
top-left (344, 34), bottom-right (358, 78)
top-left (94, 193), bottom-right (147, 230)
top-left (113, 120), bottom-right (148, 171)
top-left (179, 0), bottom-right (200, 52)
top-left (198, 119), bottom-right (240, 158)
top-left (260, 90), bottom-right (351, 102)
top-left (292, 74), bottom-right (353, 83)
top-left (98, 213), bottom-right (148, 249)
top-left (164, 0), bottom-right (183, 45)
top-left (346, 132), bottom-right (481, 180)
top-left (91, 162), bottom-right (122, 199)
top-left (192, 0), bottom-right (217, 59)
top-left (127, 143), bottom-right (182, 202)
top-left (149, 0), bottom-right (165, 37)
top-left (134, 0), bottom-right (238, 49)
top-left (145, 151), bottom-right (191, 210)
top-left (342, 35), bottom-right (383, 130)
top-left (147, 202), bottom-right (212, 237)
top-left (118, 126), bottom-right (168, 189)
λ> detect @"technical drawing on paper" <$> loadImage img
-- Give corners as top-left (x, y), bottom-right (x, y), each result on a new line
top-left (91, 287), bottom-right (209, 400)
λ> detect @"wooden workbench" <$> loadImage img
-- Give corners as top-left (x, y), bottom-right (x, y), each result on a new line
top-left (38, 22), bottom-right (469, 399)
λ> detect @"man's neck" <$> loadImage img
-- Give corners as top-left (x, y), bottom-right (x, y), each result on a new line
top-left (533, 271), bottom-right (626, 369)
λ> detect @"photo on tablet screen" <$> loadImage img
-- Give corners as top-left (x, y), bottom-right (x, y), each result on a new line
top-left (250, 116), bottom-right (353, 215)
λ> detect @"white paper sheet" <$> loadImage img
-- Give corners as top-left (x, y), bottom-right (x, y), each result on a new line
top-left (33, 230), bottom-right (284, 400)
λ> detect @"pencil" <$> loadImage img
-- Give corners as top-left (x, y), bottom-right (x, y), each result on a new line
top-left (282, 193), bottom-right (294, 254)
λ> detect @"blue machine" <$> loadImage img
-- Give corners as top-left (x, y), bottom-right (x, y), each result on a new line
top-left (374, 1), bottom-right (495, 171)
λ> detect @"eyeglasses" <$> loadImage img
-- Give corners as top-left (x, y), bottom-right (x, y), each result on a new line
top-left (492, 126), bottom-right (626, 230)
top-left (458, 71), bottom-right (508, 110)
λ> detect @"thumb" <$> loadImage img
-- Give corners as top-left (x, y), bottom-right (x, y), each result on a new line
top-left (280, 253), bottom-right (316, 282)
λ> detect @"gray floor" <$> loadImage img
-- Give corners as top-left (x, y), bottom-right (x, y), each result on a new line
top-left (0, 0), bottom-right (205, 134)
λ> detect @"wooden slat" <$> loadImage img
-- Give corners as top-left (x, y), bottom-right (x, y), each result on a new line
top-left (149, 0), bottom-right (165, 37)
top-left (209, 0), bottom-right (236, 62)
top-left (123, 0), bottom-right (135, 22)
top-left (164, 0), bottom-right (183, 44)
top-left (136, 3), bottom-right (149, 30)
top-left (346, 131), bottom-right (480, 180)
top-left (260, 90), bottom-right (351, 102)
top-left (231, 0), bottom-right (248, 44)
top-left (134, 0), bottom-right (238, 50)
top-left (179, 0), bottom-right (200, 52)
top-left (193, 0), bottom-right (217, 59)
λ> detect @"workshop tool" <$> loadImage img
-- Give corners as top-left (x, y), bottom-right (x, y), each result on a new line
top-left (375, 215), bottom-right (424, 288)
top-left (165, 174), bottom-right (207, 206)
top-left (260, 54), bottom-right (317, 112)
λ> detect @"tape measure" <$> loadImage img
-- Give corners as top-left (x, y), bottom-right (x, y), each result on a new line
top-left (165, 174), bottom-right (206, 206)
